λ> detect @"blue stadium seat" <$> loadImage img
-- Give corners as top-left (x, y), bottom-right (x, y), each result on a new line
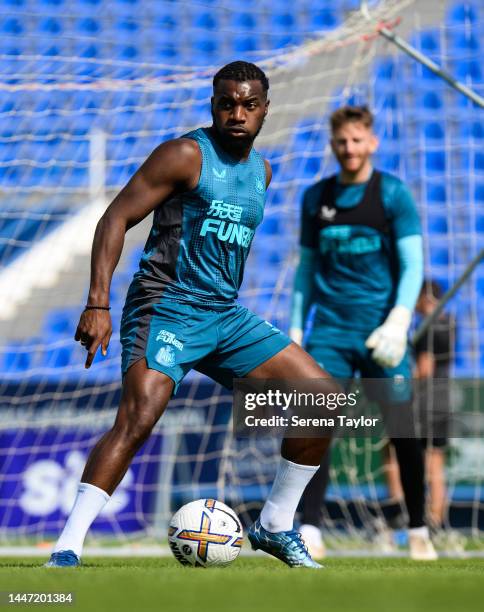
top-left (0, 17), bottom-right (23, 34)
top-left (266, 188), bottom-right (285, 208)
top-left (108, 0), bottom-right (139, 11)
top-left (38, 17), bottom-right (63, 34)
top-left (378, 154), bottom-right (400, 172)
top-left (1, 0), bottom-right (26, 6)
top-left (447, 3), bottom-right (479, 25)
top-left (42, 345), bottom-right (75, 368)
top-left (107, 137), bottom-right (135, 162)
top-left (76, 17), bottom-right (101, 34)
top-left (295, 155), bottom-right (322, 178)
top-left (232, 35), bottom-right (261, 53)
top-left (309, 9), bottom-right (340, 30)
top-left (272, 33), bottom-right (302, 49)
top-left (426, 184), bottom-right (447, 204)
top-left (448, 31), bottom-right (480, 52)
top-left (190, 35), bottom-right (220, 57)
top-left (43, 307), bottom-right (78, 336)
top-left (270, 12), bottom-right (296, 31)
top-left (2, 342), bottom-right (32, 373)
top-left (425, 150), bottom-right (446, 173)
top-left (458, 121), bottom-right (484, 141)
top-left (379, 122), bottom-right (400, 141)
top-left (258, 217), bottom-right (282, 236)
top-left (374, 59), bottom-right (395, 80)
top-left (416, 29), bottom-right (440, 54)
top-left (453, 59), bottom-right (482, 82)
top-left (148, 15), bottom-right (179, 41)
top-left (0, 142), bottom-right (19, 162)
top-left (154, 43), bottom-right (181, 61)
top-left (421, 91), bottom-right (444, 110)
top-left (74, 43), bottom-right (99, 59)
top-left (475, 213), bottom-right (484, 234)
top-left (457, 150), bottom-right (484, 172)
top-left (191, 11), bottom-right (219, 30)
top-left (112, 18), bottom-right (139, 35)
top-left (379, 94), bottom-right (398, 110)
top-left (474, 184), bottom-right (484, 203)
top-left (116, 45), bottom-right (139, 60)
top-left (423, 122), bottom-right (445, 140)
top-left (230, 12), bottom-right (257, 31)
top-left (426, 213), bottom-right (448, 234)
top-left (34, 41), bottom-right (62, 57)
top-left (430, 243), bottom-right (449, 266)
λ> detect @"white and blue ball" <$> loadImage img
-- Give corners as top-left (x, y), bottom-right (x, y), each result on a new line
top-left (168, 499), bottom-right (243, 567)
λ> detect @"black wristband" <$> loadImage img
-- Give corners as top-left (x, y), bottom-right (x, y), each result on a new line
top-left (84, 305), bottom-right (111, 311)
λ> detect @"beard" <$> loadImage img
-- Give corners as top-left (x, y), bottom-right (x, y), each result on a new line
top-left (211, 110), bottom-right (265, 145)
top-left (338, 154), bottom-right (370, 174)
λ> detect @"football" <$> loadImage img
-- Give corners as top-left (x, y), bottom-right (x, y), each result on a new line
top-left (168, 499), bottom-right (243, 567)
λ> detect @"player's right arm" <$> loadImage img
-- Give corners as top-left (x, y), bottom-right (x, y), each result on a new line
top-left (76, 138), bottom-right (201, 368)
top-left (289, 186), bottom-right (318, 345)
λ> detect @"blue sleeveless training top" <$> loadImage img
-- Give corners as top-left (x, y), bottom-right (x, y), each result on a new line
top-left (130, 127), bottom-right (267, 307)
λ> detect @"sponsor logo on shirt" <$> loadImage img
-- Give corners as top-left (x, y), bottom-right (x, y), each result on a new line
top-left (200, 199), bottom-right (254, 247)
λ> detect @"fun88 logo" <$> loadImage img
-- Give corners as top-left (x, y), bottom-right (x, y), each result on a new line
top-left (208, 200), bottom-right (242, 221)
top-left (200, 199), bottom-right (254, 247)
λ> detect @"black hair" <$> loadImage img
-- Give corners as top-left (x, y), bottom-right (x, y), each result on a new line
top-left (213, 61), bottom-right (269, 93)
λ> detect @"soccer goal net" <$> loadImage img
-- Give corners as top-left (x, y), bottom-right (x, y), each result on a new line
top-left (0, 0), bottom-right (482, 554)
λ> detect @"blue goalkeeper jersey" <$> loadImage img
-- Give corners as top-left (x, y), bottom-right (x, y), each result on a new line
top-left (130, 127), bottom-right (266, 307)
top-left (300, 170), bottom-right (421, 331)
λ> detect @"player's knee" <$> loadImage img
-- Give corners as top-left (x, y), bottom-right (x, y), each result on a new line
top-left (129, 412), bottom-right (157, 446)
top-left (116, 400), bottom-right (161, 448)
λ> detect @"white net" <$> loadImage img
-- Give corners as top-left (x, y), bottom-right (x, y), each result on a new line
top-left (0, 0), bottom-right (482, 552)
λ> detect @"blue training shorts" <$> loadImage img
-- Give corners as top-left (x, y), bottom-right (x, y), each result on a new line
top-left (306, 324), bottom-right (412, 405)
top-left (120, 298), bottom-right (291, 394)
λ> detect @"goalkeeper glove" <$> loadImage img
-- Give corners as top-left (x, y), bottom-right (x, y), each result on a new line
top-left (365, 305), bottom-right (411, 368)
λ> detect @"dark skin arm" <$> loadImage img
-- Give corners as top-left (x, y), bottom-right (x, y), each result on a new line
top-left (264, 158), bottom-right (272, 189)
top-left (76, 138), bottom-right (201, 368)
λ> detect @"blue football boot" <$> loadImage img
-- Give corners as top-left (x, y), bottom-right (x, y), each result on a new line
top-left (248, 518), bottom-right (323, 568)
top-left (44, 550), bottom-right (81, 568)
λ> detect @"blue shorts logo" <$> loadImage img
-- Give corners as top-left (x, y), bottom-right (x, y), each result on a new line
top-left (155, 345), bottom-right (176, 367)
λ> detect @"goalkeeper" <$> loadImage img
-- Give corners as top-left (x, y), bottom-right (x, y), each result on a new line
top-left (290, 105), bottom-right (437, 561)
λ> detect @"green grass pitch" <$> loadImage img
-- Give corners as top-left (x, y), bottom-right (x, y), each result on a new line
top-left (1, 557), bottom-right (484, 612)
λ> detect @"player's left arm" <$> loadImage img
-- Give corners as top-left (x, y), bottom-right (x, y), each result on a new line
top-left (264, 158), bottom-right (272, 189)
top-left (366, 179), bottom-right (424, 368)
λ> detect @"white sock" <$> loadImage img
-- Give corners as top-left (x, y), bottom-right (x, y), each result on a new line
top-left (260, 458), bottom-right (319, 532)
top-left (409, 526), bottom-right (430, 539)
top-left (53, 482), bottom-right (110, 557)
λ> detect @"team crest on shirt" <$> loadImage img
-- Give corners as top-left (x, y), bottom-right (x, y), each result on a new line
top-left (255, 177), bottom-right (265, 194)
top-left (155, 345), bottom-right (176, 368)
top-left (319, 205), bottom-right (336, 221)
